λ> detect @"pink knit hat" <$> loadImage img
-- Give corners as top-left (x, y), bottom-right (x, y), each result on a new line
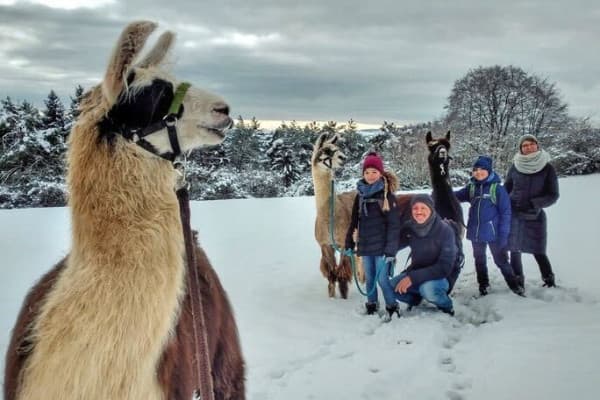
top-left (362, 152), bottom-right (384, 174)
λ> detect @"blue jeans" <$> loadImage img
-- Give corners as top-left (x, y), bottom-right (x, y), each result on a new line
top-left (379, 270), bottom-right (453, 311)
top-left (362, 255), bottom-right (388, 304)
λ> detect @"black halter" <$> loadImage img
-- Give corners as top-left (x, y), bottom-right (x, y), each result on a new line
top-left (112, 82), bottom-right (191, 162)
top-left (429, 142), bottom-right (451, 177)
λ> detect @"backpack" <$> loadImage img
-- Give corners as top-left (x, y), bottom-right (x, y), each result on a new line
top-left (442, 218), bottom-right (464, 293)
top-left (468, 182), bottom-right (497, 205)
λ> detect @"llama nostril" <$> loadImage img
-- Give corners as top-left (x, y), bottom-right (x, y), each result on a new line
top-left (213, 102), bottom-right (229, 116)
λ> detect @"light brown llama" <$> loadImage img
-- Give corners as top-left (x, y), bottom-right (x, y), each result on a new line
top-left (311, 133), bottom-right (417, 299)
top-left (311, 133), bottom-right (363, 298)
top-left (4, 21), bottom-right (244, 400)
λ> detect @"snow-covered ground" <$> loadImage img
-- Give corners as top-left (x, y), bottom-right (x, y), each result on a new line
top-left (1, 174), bottom-right (599, 400)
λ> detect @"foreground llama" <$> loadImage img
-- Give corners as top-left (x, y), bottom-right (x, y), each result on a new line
top-left (426, 130), bottom-right (464, 232)
top-left (4, 21), bottom-right (244, 400)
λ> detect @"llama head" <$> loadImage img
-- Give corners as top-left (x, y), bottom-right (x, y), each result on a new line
top-left (425, 130), bottom-right (451, 176)
top-left (97, 21), bottom-right (232, 159)
top-left (312, 133), bottom-right (347, 172)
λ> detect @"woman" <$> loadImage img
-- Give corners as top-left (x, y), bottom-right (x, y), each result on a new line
top-left (505, 134), bottom-right (559, 287)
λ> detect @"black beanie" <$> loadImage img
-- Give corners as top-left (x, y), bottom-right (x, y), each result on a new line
top-left (410, 194), bottom-right (435, 213)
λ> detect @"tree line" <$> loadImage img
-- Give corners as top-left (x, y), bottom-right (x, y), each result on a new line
top-left (1, 65), bottom-right (598, 208)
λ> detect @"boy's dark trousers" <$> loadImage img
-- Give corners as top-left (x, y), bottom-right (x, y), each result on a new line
top-left (472, 241), bottom-right (518, 288)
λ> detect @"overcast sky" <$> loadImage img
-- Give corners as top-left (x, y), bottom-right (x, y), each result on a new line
top-left (1, 0), bottom-right (598, 127)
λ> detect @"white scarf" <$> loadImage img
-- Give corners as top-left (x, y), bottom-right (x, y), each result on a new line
top-left (513, 149), bottom-right (551, 174)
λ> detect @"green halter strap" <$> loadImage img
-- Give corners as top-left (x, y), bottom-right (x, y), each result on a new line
top-left (125, 81), bottom-right (191, 162)
top-left (168, 82), bottom-right (191, 115)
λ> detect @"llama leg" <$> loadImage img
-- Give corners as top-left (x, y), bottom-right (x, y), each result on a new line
top-left (336, 255), bottom-right (353, 299)
top-left (320, 246), bottom-right (337, 297)
top-left (212, 340), bottom-right (246, 400)
top-left (356, 256), bottom-right (365, 283)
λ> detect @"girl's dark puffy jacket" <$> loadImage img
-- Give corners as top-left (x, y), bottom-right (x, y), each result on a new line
top-left (455, 172), bottom-right (511, 243)
top-left (345, 190), bottom-right (400, 257)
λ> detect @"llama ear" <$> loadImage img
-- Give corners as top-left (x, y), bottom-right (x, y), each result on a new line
top-left (445, 130), bottom-right (451, 141)
top-left (102, 21), bottom-right (158, 105)
top-left (425, 131), bottom-right (432, 143)
top-left (315, 132), bottom-right (328, 149)
top-left (135, 30), bottom-right (175, 69)
top-left (330, 134), bottom-right (339, 145)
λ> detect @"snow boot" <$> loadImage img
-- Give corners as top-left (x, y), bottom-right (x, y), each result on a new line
top-left (506, 275), bottom-right (525, 297)
top-left (542, 273), bottom-right (556, 288)
top-left (507, 280), bottom-right (525, 297)
top-left (439, 306), bottom-right (455, 316)
top-left (479, 284), bottom-right (490, 296)
top-left (511, 285), bottom-right (526, 297)
top-left (515, 275), bottom-right (525, 288)
top-left (386, 304), bottom-right (400, 318)
top-left (365, 302), bottom-right (378, 315)
top-left (381, 304), bottom-right (400, 322)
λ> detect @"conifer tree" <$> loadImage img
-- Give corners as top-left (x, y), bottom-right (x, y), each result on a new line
top-left (69, 85), bottom-right (84, 120)
top-left (42, 90), bottom-right (66, 131)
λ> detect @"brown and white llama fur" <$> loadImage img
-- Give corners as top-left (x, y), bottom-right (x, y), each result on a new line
top-left (4, 21), bottom-right (244, 400)
top-left (425, 130), bottom-right (464, 234)
top-left (311, 133), bottom-right (360, 298)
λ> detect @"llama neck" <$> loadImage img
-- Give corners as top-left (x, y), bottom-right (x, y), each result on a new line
top-left (67, 124), bottom-right (183, 262)
top-left (19, 122), bottom-right (187, 400)
top-left (312, 166), bottom-right (334, 218)
top-left (431, 172), bottom-right (452, 192)
top-left (429, 162), bottom-right (451, 189)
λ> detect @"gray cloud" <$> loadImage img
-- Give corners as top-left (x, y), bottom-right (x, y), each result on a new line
top-left (1, 0), bottom-right (599, 125)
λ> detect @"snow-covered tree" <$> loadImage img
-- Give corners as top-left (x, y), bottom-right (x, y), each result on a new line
top-left (267, 138), bottom-right (301, 188)
top-left (69, 85), bottom-right (85, 121)
top-left (223, 116), bottom-right (262, 170)
top-left (443, 65), bottom-right (571, 173)
top-left (42, 90), bottom-right (66, 131)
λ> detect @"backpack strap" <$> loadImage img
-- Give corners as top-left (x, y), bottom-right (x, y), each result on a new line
top-left (469, 182), bottom-right (497, 205)
top-left (489, 182), bottom-right (497, 205)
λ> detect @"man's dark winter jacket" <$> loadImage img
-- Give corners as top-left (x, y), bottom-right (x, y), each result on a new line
top-left (398, 215), bottom-right (458, 288)
top-left (504, 163), bottom-right (559, 254)
top-left (345, 187), bottom-right (400, 257)
top-left (455, 172), bottom-right (511, 244)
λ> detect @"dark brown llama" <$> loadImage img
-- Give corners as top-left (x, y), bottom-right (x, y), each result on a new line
top-left (426, 131), bottom-right (465, 232)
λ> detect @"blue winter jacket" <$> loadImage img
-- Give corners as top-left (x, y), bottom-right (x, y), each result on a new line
top-left (455, 172), bottom-right (511, 243)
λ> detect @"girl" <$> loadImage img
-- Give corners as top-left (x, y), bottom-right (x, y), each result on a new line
top-left (345, 152), bottom-right (400, 314)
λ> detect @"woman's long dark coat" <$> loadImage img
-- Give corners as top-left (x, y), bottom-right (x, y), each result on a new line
top-left (504, 163), bottom-right (559, 254)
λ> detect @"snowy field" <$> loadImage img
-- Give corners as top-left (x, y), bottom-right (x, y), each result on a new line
top-left (1, 174), bottom-right (599, 400)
